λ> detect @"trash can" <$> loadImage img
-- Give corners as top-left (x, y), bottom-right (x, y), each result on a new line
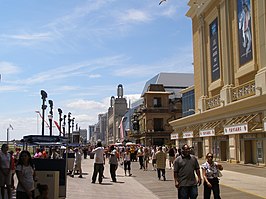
top-left (90, 152), bottom-right (95, 159)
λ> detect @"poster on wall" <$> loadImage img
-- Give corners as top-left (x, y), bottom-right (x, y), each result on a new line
top-left (210, 18), bottom-right (220, 82)
top-left (237, 0), bottom-right (253, 66)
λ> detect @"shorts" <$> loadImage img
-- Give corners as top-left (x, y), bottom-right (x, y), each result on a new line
top-left (0, 169), bottom-right (11, 186)
top-left (169, 156), bottom-right (175, 162)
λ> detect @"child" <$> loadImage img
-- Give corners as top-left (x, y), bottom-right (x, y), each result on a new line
top-left (35, 183), bottom-right (48, 199)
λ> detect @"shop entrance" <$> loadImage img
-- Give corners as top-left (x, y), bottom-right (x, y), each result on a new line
top-left (244, 140), bottom-right (256, 164)
top-left (220, 141), bottom-right (227, 161)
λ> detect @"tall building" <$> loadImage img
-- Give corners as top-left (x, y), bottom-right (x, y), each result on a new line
top-left (106, 84), bottom-right (128, 145)
top-left (170, 0), bottom-right (266, 165)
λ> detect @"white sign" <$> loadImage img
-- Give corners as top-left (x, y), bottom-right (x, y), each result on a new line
top-left (183, 131), bottom-right (193, 138)
top-left (264, 122), bottom-right (266, 131)
top-left (171, 133), bottom-right (179, 140)
top-left (200, 129), bottom-right (215, 137)
top-left (224, 124), bottom-right (248, 135)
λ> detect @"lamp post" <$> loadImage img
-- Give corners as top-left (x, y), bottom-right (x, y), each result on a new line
top-left (58, 108), bottom-right (63, 135)
top-left (71, 117), bottom-right (75, 133)
top-left (63, 115), bottom-right (66, 137)
top-left (7, 124), bottom-right (13, 145)
top-left (68, 112), bottom-right (71, 142)
top-left (40, 90), bottom-right (48, 136)
top-left (48, 100), bottom-right (53, 136)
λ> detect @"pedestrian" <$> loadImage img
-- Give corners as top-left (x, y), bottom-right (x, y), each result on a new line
top-left (168, 145), bottom-right (175, 169)
top-left (109, 146), bottom-right (119, 182)
top-left (143, 147), bottom-right (150, 171)
top-left (173, 144), bottom-right (202, 199)
top-left (155, 146), bottom-right (167, 181)
top-left (16, 150), bottom-right (36, 199)
top-left (122, 147), bottom-right (132, 176)
top-left (137, 146), bottom-right (144, 169)
top-left (151, 146), bottom-right (157, 171)
top-left (91, 141), bottom-right (105, 184)
top-left (71, 148), bottom-right (83, 178)
top-left (202, 152), bottom-right (223, 199)
top-left (0, 144), bottom-right (12, 199)
top-left (9, 150), bottom-right (16, 189)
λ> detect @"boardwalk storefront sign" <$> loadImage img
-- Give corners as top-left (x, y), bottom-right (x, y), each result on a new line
top-left (183, 131), bottom-right (193, 138)
top-left (171, 133), bottom-right (179, 140)
top-left (224, 124), bottom-right (248, 135)
top-left (200, 129), bottom-right (215, 137)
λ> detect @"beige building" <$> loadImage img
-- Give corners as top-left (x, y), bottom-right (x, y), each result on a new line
top-left (170, 0), bottom-right (266, 165)
top-left (131, 84), bottom-right (182, 146)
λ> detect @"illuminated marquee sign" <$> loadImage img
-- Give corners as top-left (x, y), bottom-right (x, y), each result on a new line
top-left (183, 131), bottom-right (193, 138)
top-left (224, 124), bottom-right (248, 135)
top-left (200, 129), bottom-right (215, 137)
top-left (171, 133), bottom-right (179, 140)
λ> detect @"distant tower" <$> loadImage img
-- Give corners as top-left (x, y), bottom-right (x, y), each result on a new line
top-left (117, 84), bottom-right (123, 98)
top-left (110, 96), bottom-right (115, 107)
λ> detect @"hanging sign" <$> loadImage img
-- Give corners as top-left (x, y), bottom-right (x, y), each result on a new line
top-left (224, 124), bottom-right (248, 135)
top-left (200, 129), bottom-right (215, 137)
top-left (171, 133), bottom-right (179, 140)
top-left (183, 131), bottom-right (194, 138)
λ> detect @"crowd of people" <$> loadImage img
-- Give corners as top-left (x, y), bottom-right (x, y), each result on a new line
top-left (0, 142), bottom-right (223, 199)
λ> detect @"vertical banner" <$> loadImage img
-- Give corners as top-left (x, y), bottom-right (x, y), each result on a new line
top-left (237, 0), bottom-right (253, 66)
top-left (210, 18), bottom-right (220, 82)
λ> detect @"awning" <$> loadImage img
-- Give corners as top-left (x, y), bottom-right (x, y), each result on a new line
top-left (200, 120), bottom-right (224, 136)
top-left (224, 113), bottom-right (258, 126)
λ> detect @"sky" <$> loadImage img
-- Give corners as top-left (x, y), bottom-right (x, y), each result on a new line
top-left (0, 0), bottom-right (194, 141)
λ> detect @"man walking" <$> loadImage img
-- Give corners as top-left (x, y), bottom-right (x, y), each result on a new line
top-left (173, 144), bottom-right (202, 199)
top-left (91, 141), bottom-right (105, 184)
top-left (155, 146), bottom-right (167, 181)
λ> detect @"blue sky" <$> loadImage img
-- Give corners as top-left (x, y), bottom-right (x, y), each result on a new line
top-left (0, 0), bottom-right (193, 140)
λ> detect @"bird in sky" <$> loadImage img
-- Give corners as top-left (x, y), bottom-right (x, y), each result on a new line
top-left (159, 0), bottom-right (167, 5)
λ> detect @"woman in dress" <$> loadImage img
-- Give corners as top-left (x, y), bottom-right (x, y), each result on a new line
top-left (201, 152), bottom-right (223, 199)
top-left (16, 150), bottom-right (36, 199)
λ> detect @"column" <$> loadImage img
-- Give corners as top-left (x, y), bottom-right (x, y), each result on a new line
top-left (255, 0), bottom-right (266, 95)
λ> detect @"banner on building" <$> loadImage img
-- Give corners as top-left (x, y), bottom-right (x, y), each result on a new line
top-left (210, 18), bottom-right (220, 82)
top-left (171, 133), bottom-right (179, 140)
top-left (237, 0), bottom-right (253, 66)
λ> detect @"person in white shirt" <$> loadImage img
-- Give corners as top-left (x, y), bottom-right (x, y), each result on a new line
top-left (91, 141), bottom-right (105, 184)
top-left (71, 148), bottom-right (83, 178)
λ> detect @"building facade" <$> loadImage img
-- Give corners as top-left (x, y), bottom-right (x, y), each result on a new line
top-left (131, 84), bottom-right (182, 146)
top-left (106, 84), bottom-right (128, 145)
top-left (170, 0), bottom-right (266, 165)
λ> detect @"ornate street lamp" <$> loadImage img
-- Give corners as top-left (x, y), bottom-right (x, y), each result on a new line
top-left (58, 108), bottom-right (63, 135)
top-left (40, 90), bottom-right (48, 136)
top-left (63, 115), bottom-right (66, 137)
top-left (71, 117), bottom-right (75, 132)
top-left (68, 112), bottom-right (71, 142)
top-left (48, 100), bottom-right (53, 136)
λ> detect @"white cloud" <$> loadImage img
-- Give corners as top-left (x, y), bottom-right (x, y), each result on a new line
top-left (88, 74), bottom-right (101, 78)
top-left (0, 61), bottom-right (20, 74)
top-left (66, 99), bottom-right (108, 110)
top-left (1, 33), bottom-right (52, 41)
top-left (119, 9), bottom-right (152, 23)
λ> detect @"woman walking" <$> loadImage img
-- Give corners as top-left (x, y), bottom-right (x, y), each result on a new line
top-left (16, 150), bottom-right (36, 199)
top-left (201, 152), bottom-right (223, 199)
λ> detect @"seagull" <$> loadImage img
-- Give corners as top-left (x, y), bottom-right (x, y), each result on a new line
top-left (159, 0), bottom-right (166, 5)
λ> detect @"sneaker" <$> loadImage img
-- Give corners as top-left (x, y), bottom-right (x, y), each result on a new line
top-left (91, 181), bottom-right (95, 184)
top-left (70, 175), bottom-right (74, 178)
top-left (78, 175), bottom-right (83, 178)
top-left (129, 174), bottom-right (132, 176)
top-left (163, 176), bottom-right (166, 181)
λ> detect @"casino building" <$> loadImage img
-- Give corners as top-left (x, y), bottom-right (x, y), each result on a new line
top-left (170, 0), bottom-right (266, 165)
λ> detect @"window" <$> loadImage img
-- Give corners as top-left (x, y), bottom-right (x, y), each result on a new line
top-left (182, 90), bottom-right (195, 117)
top-left (154, 118), bottom-right (163, 131)
top-left (153, 97), bottom-right (162, 107)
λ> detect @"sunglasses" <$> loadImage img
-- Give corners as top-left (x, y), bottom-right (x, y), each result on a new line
top-left (207, 156), bottom-right (213, 158)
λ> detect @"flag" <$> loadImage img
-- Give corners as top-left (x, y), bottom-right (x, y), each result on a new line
top-left (54, 121), bottom-right (61, 135)
top-left (9, 124), bottom-right (13, 130)
top-left (36, 111), bottom-right (50, 127)
top-left (119, 117), bottom-right (125, 142)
